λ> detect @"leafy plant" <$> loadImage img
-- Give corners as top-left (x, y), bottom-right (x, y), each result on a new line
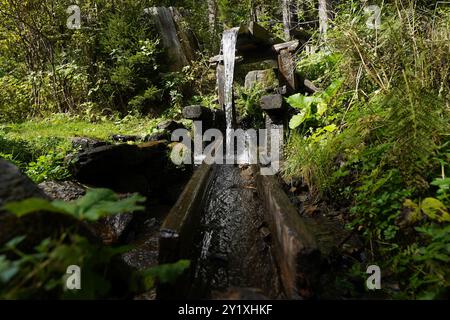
top-left (25, 150), bottom-right (71, 184)
top-left (0, 234), bottom-right (190, 299)
top-left (287, 78), bottom-right (344, 130)
top-left (0, 188), bottom-right (191, 299)
top-left (5, 188), bottom-right (146, 222)
top-left (235, 84), bottom-right (265, 128)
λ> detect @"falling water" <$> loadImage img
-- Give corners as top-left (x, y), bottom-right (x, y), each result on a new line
top-left (221, 27), bottom-right (239, 161)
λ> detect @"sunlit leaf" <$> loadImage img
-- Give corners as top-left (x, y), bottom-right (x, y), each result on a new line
top-left (420, 197), bottom-right (450, 222)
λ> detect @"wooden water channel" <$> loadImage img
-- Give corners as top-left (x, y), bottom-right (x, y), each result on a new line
top-left (155, 23), bottom-right (333, 300)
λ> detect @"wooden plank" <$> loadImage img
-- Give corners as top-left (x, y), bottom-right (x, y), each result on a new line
top-left (273, 40), bottom-right (299, 53)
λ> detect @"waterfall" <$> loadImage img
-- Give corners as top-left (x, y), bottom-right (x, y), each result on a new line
top-left (221, 27), bottom-right (239, 161)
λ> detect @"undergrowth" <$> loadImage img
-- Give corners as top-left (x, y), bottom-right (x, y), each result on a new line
top-left (283, 0), bottom-right (450, 299)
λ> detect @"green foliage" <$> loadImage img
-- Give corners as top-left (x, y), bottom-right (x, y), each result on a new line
top-left (393, 223), bottom-right (450, 299)
top-left (287, 78), bottom-right (344, 129)
top-left (142, 259), bottom-right (191, 285)
top-left (284, 1), bottom-right (450, 299)
top-left (5, 188), bottom-right (146, 222)
top-left (235, 84), bottom-right (265, 128)
top-left (0, 232), bottom-right (190, 299)
top-left (25, 150), bottom-right (71, 184)
top-left (0, 186), bottom-right (190, 299)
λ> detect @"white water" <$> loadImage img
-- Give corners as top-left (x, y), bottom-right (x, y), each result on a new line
top-left (221, 27), bottom-right (239, 161)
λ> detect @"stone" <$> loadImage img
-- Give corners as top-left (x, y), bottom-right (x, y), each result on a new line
top-left (260, 94), bottom-right (283, 111)
top-left (0, 159), bottom-right (94, 247)
top-left (0, 159), bottom-right (48, 212)
top-left (182, 105), bottom-right (204, 119)
top-left (38, 180), bottom-right (86, 201)
top-left (244, 69), bottom-right (279, 91)
top-left (157, 120), bottom-right (185, 133)
top-left (70, 140), bottom-right (191, 203)
top-left (303, 79), bottom-right (322, 93)
top-left (71, 141), bottom-right (167, 196)
top-left (71, 137), bottom-right (109, 151)
top-left (111, 134), bottom-right (142, 143)
top-left (144, 131), bottom-right (170, 142)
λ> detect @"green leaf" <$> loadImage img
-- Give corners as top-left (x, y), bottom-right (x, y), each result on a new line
top-left (53, 188), bottom-right (146, 221)
top-left (289, 112), bottom-right (308, 129)
top-left (321, 78), bottom-right (344, 102)
top-left (4, 235), bottom-right (26, 250)
top-left (323, 124), bottom-right (338, 132)
top-left (144, 260), bottom-right (191, 285)
top-left (286, 94), bottom-right (318, 110)
top-left (0, 255), bottom-right (20, 283)
top-left (4, 188), bottom-right (146, 222)
top-left (4, 198), bottom-right (67, 217)
top-left (317, 101), bottom-right (328, 116)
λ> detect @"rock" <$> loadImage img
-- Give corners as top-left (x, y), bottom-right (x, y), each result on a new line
top-left (70, 140), bottom-right (191, 202)
top-left (38, 181), bottom-right (86, 201)
top-left (157, 120), bottom-right (185, 133)
top-left (244, 69), bottom-right (279, 92)
top-left (91, 212), bottom-right (134, 245)
top-left (303, 79), bottom-right (322, 93)
top-left (182, 106), bottom-right (226, 133)
top-left (0, 159), bottom-right (95, 247)
top-left (111, 134), bottom-right (142, 143)
top-left (144, 132), bottom-right (170, 142)
top-left (260, 94), bottom-right (284, 111)
top-left (71, 141), bottom-right (167, 195)
top-left (71, 137), bottom-right (109, 151)
top-left (182, 105), bottom-right (205, 120)
top-left (0, 159), bottom-right (48, 212)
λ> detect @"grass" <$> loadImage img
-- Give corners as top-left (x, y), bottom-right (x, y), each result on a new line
top-left (2, 114), bottom-right (159, 141)
top-left (0, 113), bottom-right (163, 166)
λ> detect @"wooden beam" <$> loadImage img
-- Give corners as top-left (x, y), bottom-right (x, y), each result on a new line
top-left (273, 40), bottom-right (299, 53)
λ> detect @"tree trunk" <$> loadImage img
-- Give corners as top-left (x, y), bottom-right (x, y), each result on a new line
top-left (282, 0), bottom-right (298, 40)
top-left (207, 0), bottom-right (217, 34)
top-left (318, 0), bottom-right (331, 39)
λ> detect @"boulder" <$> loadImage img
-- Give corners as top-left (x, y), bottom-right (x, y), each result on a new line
top-left (0, 159), bottom-right (94, 247)
top-left (157, 120), bottom-right (186, 133)
top-left (71, 137), bottom-right (109, 151)
top-left (111, 134), bottom-right (142, 143)
top-left (0, 160), bottom-right (48, 211)
top-left (70, 141), bottom-right (191, 202)
top-left (182, 106), bottom-right (226, 133)
top-left (260, 94), bottom-right (284, 111)
top-left (38, 180), bottom-right (86, 201)
top-left (144, 132), bottom-right (170, 142)
top-left (244, 69), bottom-right (279, 92)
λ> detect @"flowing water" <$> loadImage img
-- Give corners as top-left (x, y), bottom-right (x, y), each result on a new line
top-left (221, 28), bottom-right (239, 161)
top-left (192, 165), bottom-right (283, 298)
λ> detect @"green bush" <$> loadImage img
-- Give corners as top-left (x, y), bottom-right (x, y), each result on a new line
top-left (0, 188), bottom-right (190, 299)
